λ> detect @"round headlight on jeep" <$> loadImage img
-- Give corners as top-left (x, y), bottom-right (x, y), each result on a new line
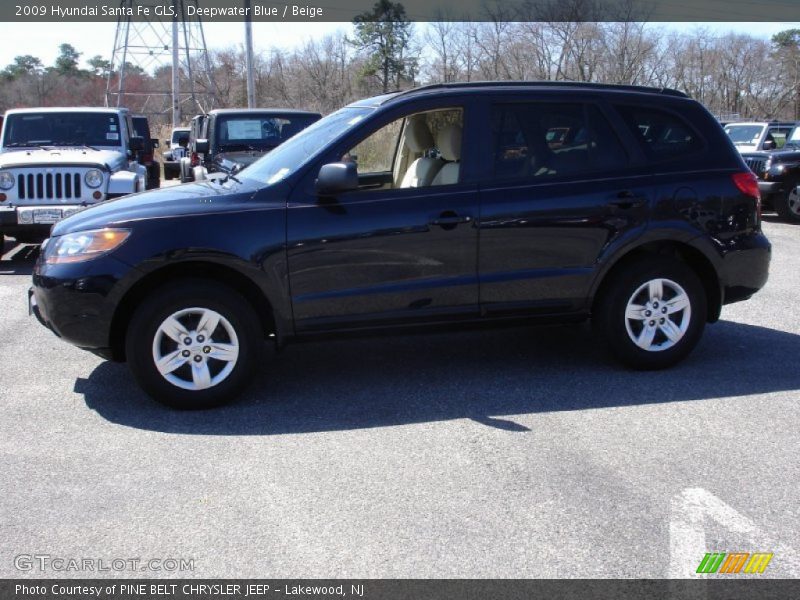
top-left (84, 169), bottom-right (103, 188)
top-left (0, 171), bottom-right (14, 190)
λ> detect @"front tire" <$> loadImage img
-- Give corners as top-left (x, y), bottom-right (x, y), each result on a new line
top-left (774, 185), bottom-right (800, 223)
top-left (594, 257), bottom-right (707, 370)
top-left (125, 280), bottom-right (263, 409)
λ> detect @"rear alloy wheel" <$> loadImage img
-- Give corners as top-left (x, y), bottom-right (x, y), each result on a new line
top-left (126, 280), bottom-right (262, 408)
top-left (774, 185), bottom-right (800, 223)
top-left (595, 257), bottom-right (706, 370)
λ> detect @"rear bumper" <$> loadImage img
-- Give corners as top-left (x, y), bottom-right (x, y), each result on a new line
top-left (719, 231), bottom-right (771, 305)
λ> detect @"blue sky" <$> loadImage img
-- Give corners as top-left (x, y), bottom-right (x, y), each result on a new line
top-left (0, 21), bottom-right (797, 70)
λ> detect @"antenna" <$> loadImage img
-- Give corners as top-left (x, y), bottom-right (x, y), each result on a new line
top-left (105, 0), bottom-right (217, 126)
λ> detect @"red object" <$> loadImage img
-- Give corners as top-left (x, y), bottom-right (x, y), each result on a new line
top-left (190, 152), bottom-right (199, 167)
top-left (732, 171), bottom-right (761, 218)
top-left (93, 191), bottom-right (102, 199)
top-left (0, 193), bottom-right (6, 202)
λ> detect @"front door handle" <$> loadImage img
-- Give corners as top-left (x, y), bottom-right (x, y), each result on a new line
top-left (608, 190), bottom-right (646, 209)
top-left (431, 211), bottom-right (472, 230)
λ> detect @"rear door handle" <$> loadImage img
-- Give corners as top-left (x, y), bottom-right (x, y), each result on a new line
top-left (608, 190), bottom-right (646, 209)
top-left (431, 211), bottom-right (472, 229)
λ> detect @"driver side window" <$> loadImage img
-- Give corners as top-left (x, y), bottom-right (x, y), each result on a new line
top-left (345, 107), bottom-right (464, 191)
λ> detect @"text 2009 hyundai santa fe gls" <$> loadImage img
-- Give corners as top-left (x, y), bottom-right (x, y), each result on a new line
top-left (27, 82), bottom-right (771, 409)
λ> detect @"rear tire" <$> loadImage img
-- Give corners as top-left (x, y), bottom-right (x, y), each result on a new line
top-left (125, 280), bottom-right (263, 409)
top-left (774, 185), bottom-right (800, 223)
top-left (594, 257), bottom-right (707, 370)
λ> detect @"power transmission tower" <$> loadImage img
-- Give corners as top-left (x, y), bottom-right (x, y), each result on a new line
top-left (105, 0), bottom-right (217, 126)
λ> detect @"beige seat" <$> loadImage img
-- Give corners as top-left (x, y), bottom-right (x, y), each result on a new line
top-left (431, 124), bottom-right (462, 186)
top-left (399, 116), bottom-right (442, 188)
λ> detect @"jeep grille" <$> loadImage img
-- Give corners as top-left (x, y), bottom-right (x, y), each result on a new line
top-left (743, 157), bottom-right (767, 177)
top-left (16, 171), bottom-right (83, 200)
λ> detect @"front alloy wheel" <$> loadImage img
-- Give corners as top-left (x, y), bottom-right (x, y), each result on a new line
top-left (152, 308), bottom-right (240, 391)
top-left (775, 186), bottom-right (800, 223)
top-left (126, 280), bottom-right (262, 408)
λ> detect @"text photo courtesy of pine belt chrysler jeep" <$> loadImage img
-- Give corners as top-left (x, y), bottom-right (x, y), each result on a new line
top-left (29, 82), bottom-right (770, 409)
top-left (0, 107), bottom-right (147, 243)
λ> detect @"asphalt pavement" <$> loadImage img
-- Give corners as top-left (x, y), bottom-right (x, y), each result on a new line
top-left (0, 217), bottom-right (798, 579)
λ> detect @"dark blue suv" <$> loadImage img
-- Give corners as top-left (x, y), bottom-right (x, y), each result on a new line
top-left (29, 82), bottom-right (770, 408)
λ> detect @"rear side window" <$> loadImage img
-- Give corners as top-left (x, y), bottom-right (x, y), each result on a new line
top-left (490, 102), bottom-right (629, 182)
top-left (614, 105), bottom-right (702, 160)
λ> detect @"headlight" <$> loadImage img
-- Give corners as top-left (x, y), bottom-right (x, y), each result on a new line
top-left (44, 228), bottom-right (130, 265)
top-left (84, 169), bottom-right (104, 188)
top-left (0, 171), bottom-right (14, 190)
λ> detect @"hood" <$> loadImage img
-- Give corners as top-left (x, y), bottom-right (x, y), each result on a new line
top-left (741, 147), bottom-right (800, 161)
top-left (51, 177), bottom-right (271, 236)
top-left (0, 147), bottom-right (127, 170)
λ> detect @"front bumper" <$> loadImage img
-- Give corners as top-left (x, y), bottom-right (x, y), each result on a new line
top-left (29, 253), bottom-right (135, 360)
top-left (757, 180), bottom-right (785, 196)
top-left (0, 203), bottom-right (93, 233)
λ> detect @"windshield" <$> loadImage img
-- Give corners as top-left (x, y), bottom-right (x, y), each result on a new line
top-left (172, 129), bottom-right (190, 143)
top-left (2, 112), bottom-right (122, 148)
top-left (724, 124), bottom-right (764, 145)
top-left (214, 114), bottom-right (321, 152)
top-left (238, 106), bottom-right (374, 185)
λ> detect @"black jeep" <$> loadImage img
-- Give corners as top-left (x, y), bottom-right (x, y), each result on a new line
top-left (181, 108), bottom-right (321, 182)
top-left (741, 125), bottom-right (800, 223)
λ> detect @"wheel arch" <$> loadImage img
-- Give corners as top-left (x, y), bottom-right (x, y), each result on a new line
top-left (591, 239), bottom-right (722, 323)
top-left (108, 261), bottom-right (277, 362)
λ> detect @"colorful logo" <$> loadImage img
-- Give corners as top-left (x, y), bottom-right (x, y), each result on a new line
top-left (696, 552), bottom-right (773, 574)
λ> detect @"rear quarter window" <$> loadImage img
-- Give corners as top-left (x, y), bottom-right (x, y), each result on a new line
top-left (614, 104), bottom-right (704, 161)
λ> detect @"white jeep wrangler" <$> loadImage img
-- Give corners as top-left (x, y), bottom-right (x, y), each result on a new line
top-left (0, 107), bottom-right (147, 243)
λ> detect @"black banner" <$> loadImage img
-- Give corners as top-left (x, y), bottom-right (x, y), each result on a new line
top-left (2, 0), bottom-right (800, 22)
top-left (3, 580), bottom-right (800, 600)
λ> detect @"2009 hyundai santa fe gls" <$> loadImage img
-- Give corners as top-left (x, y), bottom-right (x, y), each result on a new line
top-left (27, 82), bottom-right (771, 409)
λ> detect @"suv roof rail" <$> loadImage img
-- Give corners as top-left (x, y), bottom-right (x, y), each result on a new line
top-left (388, 80), bottom-right (689, 100)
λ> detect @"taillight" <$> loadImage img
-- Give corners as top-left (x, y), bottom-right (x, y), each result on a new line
top-left (190, 152), bottom-right (199, 167)
top-left (732, 171), bottom-right (761, 219)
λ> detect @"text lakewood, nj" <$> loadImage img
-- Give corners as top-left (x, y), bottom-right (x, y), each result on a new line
top-left (22, 4), bottom-right (324, 19)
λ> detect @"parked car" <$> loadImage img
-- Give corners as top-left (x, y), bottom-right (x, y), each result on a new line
top-left (180, 108), bottom-right (321, 182)
top-left (131, 115), bottom-right (160, 190)
top-left (178, 114), bottom-right (207, 183)
top-left (0, 107), bottom-right (147, 243)
top-left (724, 121), bottom-right (796, 153)
top-left (163, 126), bottom-right (190, 180)
top-left (29, 82), bottom-right (770, 408)
top-left (741, 125), bottom-right (800, 222)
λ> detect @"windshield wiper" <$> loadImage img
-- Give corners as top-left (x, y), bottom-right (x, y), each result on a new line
top-left (51, 141), bottom-right (99, 150)
top-left (5, 142), bottom-right (50, 148)
top-left (220, 143), bottom-right (260, 152)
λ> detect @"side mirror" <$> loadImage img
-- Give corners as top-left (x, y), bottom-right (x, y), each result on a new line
top-left (195, 139), bottom-right (209, 154)
top-left (129, 135), bottom-right (144, 152)
top-left (763, 139), bottom-right (776, 151)
top-left (316, 162), bottom-right (358, 195)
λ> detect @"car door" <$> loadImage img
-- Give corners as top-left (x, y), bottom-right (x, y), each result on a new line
top-left (286, 100), bottom-right (480, 332)
top-left (477, 97), bottom-right (651, 316)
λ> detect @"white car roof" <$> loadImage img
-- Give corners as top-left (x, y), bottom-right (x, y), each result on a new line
top-left (4, 107), bottom-right (130, 116)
